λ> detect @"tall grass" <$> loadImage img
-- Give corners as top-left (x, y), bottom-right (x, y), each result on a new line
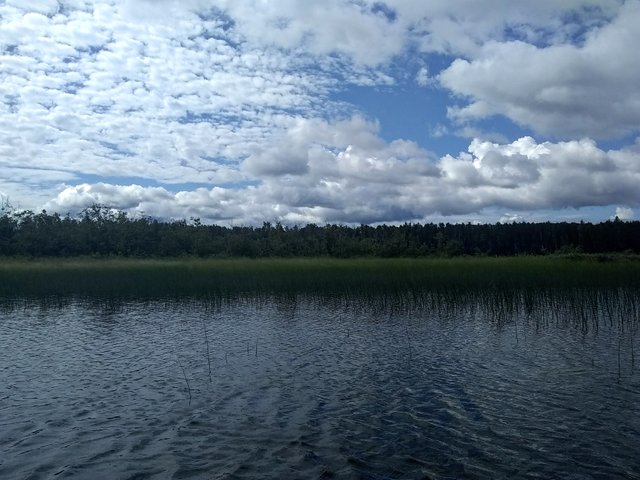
top-left (0, 256), bottom-right (638, 299)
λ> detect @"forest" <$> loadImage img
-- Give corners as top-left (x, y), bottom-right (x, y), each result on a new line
top-left (0, 205), bottom-right (638, 258)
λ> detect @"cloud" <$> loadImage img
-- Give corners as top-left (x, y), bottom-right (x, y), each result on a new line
top-left (4, 0), bottom-right (60, 15)
top-left (439, 1), bottom-right (640, 139)
top-left (44, 128), bottom-right (640, 225)
top-left (201, 0), bottom-right (626, 69)
top-left (215, 0), bottom-right (406, 66)
top-left (612, 206), bottom-right (634, 221)
top-left (0, 0), bottom-right (344, 196)
top-left (415, 66), bottom-right (431, 86)
top-left (2, 1), bottom-right (639, 225)
top-left (48, 182), bottom-right (174, 211)
top-left (499, 213), bottom-right (525, 224)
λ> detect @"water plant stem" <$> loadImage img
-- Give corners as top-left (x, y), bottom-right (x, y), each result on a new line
top-left (203, 319), bottom-right (212, 382)
top-left (177, 357), bottom-right (192, 405)
top-left (618, 339), bottom-right (622, 382)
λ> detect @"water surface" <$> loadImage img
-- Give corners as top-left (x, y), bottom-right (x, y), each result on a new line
top-left (1, 291), bottom-right (639, 479)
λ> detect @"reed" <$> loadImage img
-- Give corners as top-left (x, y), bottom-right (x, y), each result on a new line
top-left (0, 256), bottom-right (638, 299)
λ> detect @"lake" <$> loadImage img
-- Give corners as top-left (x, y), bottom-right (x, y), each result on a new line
top-left (1, 288), bottom-right (639, 479)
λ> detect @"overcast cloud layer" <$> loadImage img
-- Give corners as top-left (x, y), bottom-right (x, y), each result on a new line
top-left (1, 0), bottom-right (638, 224)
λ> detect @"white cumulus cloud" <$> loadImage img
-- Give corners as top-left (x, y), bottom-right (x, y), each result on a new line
top-left (43, 128), bottom-right (640, 225)
top-left (612, 206), bottom-right (634, 221)
top-left (439, 1), bottom-right (640, 139)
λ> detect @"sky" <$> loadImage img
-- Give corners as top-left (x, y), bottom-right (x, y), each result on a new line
top-left (1, 0), bottom-right (639, 225)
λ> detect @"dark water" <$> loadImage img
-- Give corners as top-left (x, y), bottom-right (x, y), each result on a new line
top-left (1, 292), bottom-right (639, 479)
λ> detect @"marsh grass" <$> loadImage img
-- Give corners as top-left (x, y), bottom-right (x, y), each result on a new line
top-left (0, 256), bottom-right (638, 299)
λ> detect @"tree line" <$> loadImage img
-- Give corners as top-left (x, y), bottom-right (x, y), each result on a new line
top-left (0, 205), bottom-right (638, 258)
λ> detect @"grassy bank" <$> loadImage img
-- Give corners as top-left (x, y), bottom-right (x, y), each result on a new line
top-left (1, 255), bottom-right (639, 299)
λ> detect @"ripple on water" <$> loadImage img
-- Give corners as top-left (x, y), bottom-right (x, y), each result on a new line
top-left (1, 295), bottom-right (639, 479)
